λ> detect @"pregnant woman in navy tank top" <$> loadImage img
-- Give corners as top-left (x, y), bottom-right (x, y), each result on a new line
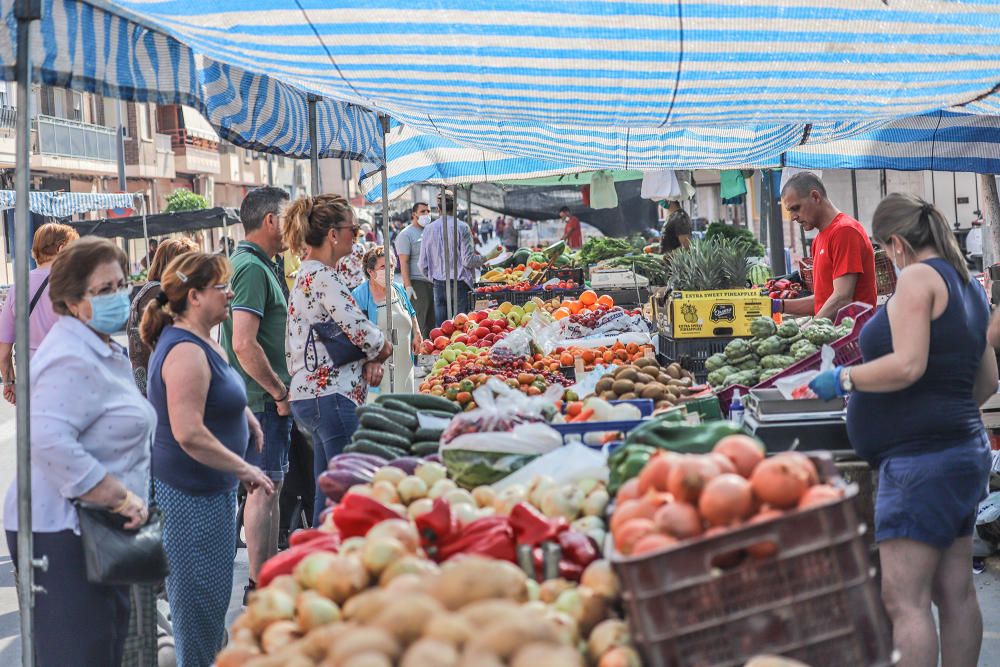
top-left (810, 194), bottom-right (998, 667)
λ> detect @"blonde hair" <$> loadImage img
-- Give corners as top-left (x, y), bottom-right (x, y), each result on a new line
top-left (32, 223), bottom-right (79, 264)
top-left (282, 194), bottom-right (354, 256)
top-left (139, 252), bottom-right (231, 348)
top-left (147, 237), bottom-right (199, 281)
top-left (872, 193), bottom-right (969, 282)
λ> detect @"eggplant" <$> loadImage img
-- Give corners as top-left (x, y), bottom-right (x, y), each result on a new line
top-left (386, 456), bottom-right (422, 475)
top-left (328, 452), bottom-right (387, 469)
top-left (423, 454), bottom-right (443, 464)
top-left (317, 468), bottom-right (371, 502)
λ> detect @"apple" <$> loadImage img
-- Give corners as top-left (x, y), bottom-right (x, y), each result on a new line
top-left (420, 340), bottom-right (435, 354)
top-left (465, 321), bottom-right (478, 333)
top-left (454, 335), bottom-right (469, 345)
top-left (474, 311), bottom-right (488, 322)
top-left (441, 320), bottom-right (456, 335)
top-left (429, 327), bottom-right (444, 340)
top-left (434, 336), bottom-right (450, 351)
top-left (467, 334), bottom-right (479, 344)
top-left (454, 313), bottom-right (468, 327)
top-left (475, 327), bottom-right (490, 339)
top-left (491, 325), bottom-right (503, 334)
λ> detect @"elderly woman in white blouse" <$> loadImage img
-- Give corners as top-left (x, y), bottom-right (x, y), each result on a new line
top-left (4, 237), bottom-right (154, 667)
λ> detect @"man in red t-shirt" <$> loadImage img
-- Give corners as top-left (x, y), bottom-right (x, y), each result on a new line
top-left (779, 173), bottom-right (877, 319)
top-left (559, 206), bottom-right (583, 249)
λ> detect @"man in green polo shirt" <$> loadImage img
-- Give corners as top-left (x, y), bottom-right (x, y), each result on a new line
top-left (221, 185), bottom-right (291, 602)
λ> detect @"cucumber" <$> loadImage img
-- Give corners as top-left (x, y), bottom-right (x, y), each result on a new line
top-left (380, 399), bottom-right (419, 417)
top-left (352, 428), bottom-right (411, 451)
top-left (358, 412), bottom-right (414, 440)
top-left (345, 440), bottom-right (407, 460)
top-left (358, 404), bottom-right (417, 431)
top-left (415, 427), bottom-right (445, 442)
top-left (418, 409), bottom-right (457, 421)
top-left (377, 393), bottom-right (460, 414)
top-left (412, 441), bottom-right (441, 456)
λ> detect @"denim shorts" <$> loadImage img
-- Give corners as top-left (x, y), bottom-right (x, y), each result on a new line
top-left (875, 433), bottom-right (990, 549)
top-left (246, 401), bottom-right (293, 482)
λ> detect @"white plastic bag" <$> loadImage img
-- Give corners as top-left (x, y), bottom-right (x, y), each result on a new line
top-left (774, 345), bottom-right (835, 400)
top-left (440, 377), bottom-right (563, 445)
top-left (492, 442), bottom-right (608, 491)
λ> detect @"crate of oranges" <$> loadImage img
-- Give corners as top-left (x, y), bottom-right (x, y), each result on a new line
top-left (549, 289), bottom-right (616, 321)
top-left (551, 341), bottom-right (657, 373)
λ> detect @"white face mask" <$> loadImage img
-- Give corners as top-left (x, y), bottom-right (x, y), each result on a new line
top-left (372, 270), bottom-right (386, 286)
top-left (417, 214), bottom-right (432, 227)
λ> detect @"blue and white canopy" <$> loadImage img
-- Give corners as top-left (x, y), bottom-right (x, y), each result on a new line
top-left (0, 190), bottom-right (137, 217)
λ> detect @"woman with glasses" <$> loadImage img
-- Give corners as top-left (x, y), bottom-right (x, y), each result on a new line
top-left (352, 246), bottom-right (423, 395)
top-left (284, 194), bottom-right (392, 524)
top-left (143, 253), bottom-right (274, 667)
top-left (4, 237), bottom-right (153, 667)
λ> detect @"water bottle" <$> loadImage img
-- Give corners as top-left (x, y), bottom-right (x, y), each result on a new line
top-left (729, 389), bottom-right (745, 427)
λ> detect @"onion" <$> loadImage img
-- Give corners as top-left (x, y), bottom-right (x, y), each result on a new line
top-left (260, 619), bottom-right (301, 653)
top-left (699, 474), bottom-right (754, 527)
top-left (444, 488), bottom-right (476, 507)
top-left (653, 502), bottom-right (703, 539)
top-left (362, 536), bottom-right (407, 576)
top-left (367, 519), bottom-right (420, 553)
top-left (528, 475), bottom-right (557, 508)
top-left (472, 485), bottom-right (497, 508)
top-left (245, 587), bottom-right (295, 634)
top-left (407, 497), bottom-right (435, 519)
top-left (572, 516), bottom-right (605, 533)
top-left (493, 485), bottom-right (527, 515)
top-left (268, 574), bottom-right (301, 600)
top-left (540, 485), bottom-right (585, 520)
top-left (666, 455), bottom-right (721, 504)
top-left (582, 488), bottom-right (610, 517)
top-left (339, 536), bottom-right (367, 557)
top-left (553, 586), bottom-right (607, 635)
top-left (580, 560), bottom-right (620, 601)
top-left (750, 458), bottom-right (810, 509)
top-left (371, 480), bottom-right (401, 505)
top-left (313, 554), bottom-right (370, 604)
top-left (397, 476), bottom-right (429, 504)
top-left (379, 554), bottom-right (439, 586)
top-left (598, 646), bottom-right (642, 667)
top-left (453, 502), bottom-right (479, 527)
top-left (348, 483), bottom-right (374, 497)
top-left (295, 590), bottom-right (341, 632)
top-left (416, 461), bottom-right (448, 487)
top-left (544, 610), bottom-right (580, 646)
top-left (588, 619), bottom-right (630, 661)
top-left (373, 466), bottom-right (407, 485)
top-left (293, 551), bottom-right (339, 590)
top-left (428, 478), bottom-right (457, 499)
top-left (576, 477), bottom-right (602, 496)
top-left (476, 506), bottom-right (496, 520)
top-left (712, 435), bottom-right (765, 478)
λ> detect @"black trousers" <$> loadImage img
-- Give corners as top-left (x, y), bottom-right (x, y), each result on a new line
top-left (7, 530), bottom-right (130, 667)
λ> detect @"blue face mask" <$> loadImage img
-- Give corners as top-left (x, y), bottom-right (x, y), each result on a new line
top-left (87, 289), bottom-right (130, 335)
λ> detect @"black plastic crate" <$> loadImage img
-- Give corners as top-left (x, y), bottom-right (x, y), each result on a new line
top-left (658, 333), bottom-right (738, 382)
top-left (600, 286), bottom-right (651, 308)
top-left (545, 266), bottom-right (585, 284)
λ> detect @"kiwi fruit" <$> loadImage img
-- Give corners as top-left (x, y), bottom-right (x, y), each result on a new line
top-left (595, 377), bottom-right (614, 393)
top-left (634, 372), bottom-right (655, 385)
top-left (617, 392), bottom-right (638, 400)
top-left (614, 367), bottom-right (639, 382)
top-left (612, 379), bottom-right (635, 395)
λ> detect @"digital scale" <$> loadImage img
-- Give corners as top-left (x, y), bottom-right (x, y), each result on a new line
top-left (589, 266), bottom-right (650, 289)
top-left (742, 389), bottom-right (851, 454)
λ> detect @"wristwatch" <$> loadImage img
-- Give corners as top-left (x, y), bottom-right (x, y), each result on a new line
top-left (839, 367), bottom-right (854, 394)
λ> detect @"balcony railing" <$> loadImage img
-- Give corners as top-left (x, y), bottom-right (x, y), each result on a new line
top-left (35, 114), bottom-right (116, 162)
top-left (0, 106), bottom-right (15, 130)
top-left (164, 128), bottom-right (218, 151)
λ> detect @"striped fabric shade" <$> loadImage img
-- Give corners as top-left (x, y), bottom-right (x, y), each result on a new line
top-left (0, 190), bottom-right (137, 217)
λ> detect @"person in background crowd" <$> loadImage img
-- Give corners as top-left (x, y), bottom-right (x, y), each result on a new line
top-left (559, 206), bottom-right (583, 249)
top-left (141, 238), bottom-right (159, 269)
top-left (284, 194), bottom-right (391, 525)
top-left (126, 237), bottom-right (199, 395)
top-left (779, 172), bottom-right (877, 319)
top-left (5, 237), bottom-right (153, 667)
top-left (282, 248), bottom-right (302, 294)
top-left (353, 246), bottom-right (422, 395)
top-left (143, 253), bottom-right (273, 667)
top-left (502, 216), bottom-right (519, 253)
top-left (480, 217), bottom-right (493, 243)
top-left (395, 202), bottom-right (436, 337)
top-left (419, 193), bottom-right (482, 325)
top-left (965, 217), bottom-right (984, 273)
top-left (217, 237), bottom-right (236, 256)
top-left (220, 185), bottom-right (292, 603)
top-left (495, 216), bottom-right (506, 244)
top-left (0, 222), bottom-right (78, 404)
top-left (660, 200), bottom-right (692, 255)
top-left (810, 194), bottom-right (997, 667)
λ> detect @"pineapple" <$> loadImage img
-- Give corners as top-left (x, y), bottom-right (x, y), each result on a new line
top-left (666, 239), bottom-right (750, 291)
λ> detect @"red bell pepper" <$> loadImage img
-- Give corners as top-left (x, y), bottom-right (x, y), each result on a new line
top-left (414, 498), bottom-right (457, 559)
top-left (332, 493), bottom-right (403, 539)
top-left (288, 528), bottom-right (330, 547)
top-left (437, 516), bottom-right (517, 563)
top-left (509, 502), bottom-right (567, 545)
top-left (258, 535), bottom-right (340, 587)
top-left (557, 531), bottom-right (600, 569)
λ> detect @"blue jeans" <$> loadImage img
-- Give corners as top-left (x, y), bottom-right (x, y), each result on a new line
top-left (433, 279), bottom-right (471, 326)
top-left (291, 393), bottom-right (360, 524)
top-left (247, 402), bottom-right (293, 482)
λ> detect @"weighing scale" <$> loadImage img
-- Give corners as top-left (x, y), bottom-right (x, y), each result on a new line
top-left (589, 266), bottom-right (650, 289)
top-left (743, 388), bottom-right (851, 453)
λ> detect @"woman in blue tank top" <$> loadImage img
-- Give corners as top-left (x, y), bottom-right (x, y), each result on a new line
top-left (810, 194), bottom-right (998, 667)
top-left (143, 253), bottom-right (275, 667)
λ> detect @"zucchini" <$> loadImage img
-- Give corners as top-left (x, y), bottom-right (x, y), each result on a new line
top-left (415, 427), bottom-right (444, 442)
top-left (345, 440), bottom-right (407, 460)
top-left (412, 441), bottom-right (441, 456)
top-left (358, 412), bottom-right (414, 440)
top-left (377, 393), bottom-right (460, 414)
top-left (380, 399), bottom-right (419, 417)
top-left (352, 428), bottom-right (411, 451)
top-left (358, 404), bottom-right (417, 431)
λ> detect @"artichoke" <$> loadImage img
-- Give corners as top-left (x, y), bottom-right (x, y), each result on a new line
top-left (724, 338), bottom-right (751, 361)
top-left (777, 322), bottom-right (800, 338)
top-left (839, 316), bottom-right (855, 331)
top-left (759, 368), bottom-right (783, 382)
top-left (708, 365), bottom-right (739, 386)
top-left (758, 335), bottom-right (787, 357)
top-left (812, 317), bottom-right (834, 328)
top-left (704, 353), bottom-right (729, 372)
top-left (737, 358), bottom-right (760, 371)
top-left (760, 354), bottom-right (796, 370)
top-left (750, 316), bottom-right (777, 340)
top-left (789, 339), bottom-right (816, 356)
top-left (805, 324), bottom-right (838, 346)
top-left (793, 344), bottom-right (818, 360)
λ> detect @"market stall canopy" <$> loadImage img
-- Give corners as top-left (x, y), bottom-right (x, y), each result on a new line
top-left (0, 190), bottom-right (136, 217)
top-left (68, 206), bottom-right (240, 241)
top-left (0, 0), bottom-right (384, 165)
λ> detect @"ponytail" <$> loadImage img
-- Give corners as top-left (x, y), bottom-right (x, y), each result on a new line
top-left (139, 291), bottom-right (175, 349)
top-left (281, 194), bottom-right (353, 255)
top-left (872, 193), bottom-right (969, 282)
top-left (139, 252), bottom-right (230, 349)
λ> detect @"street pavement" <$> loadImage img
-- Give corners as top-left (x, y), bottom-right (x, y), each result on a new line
top-left (2, 389), bottom-right (1000, 663)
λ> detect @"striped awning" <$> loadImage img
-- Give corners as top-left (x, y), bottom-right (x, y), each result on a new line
top-left (0, 191), bottom-right (138, 217)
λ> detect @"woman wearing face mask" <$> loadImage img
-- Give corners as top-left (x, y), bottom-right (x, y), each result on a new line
top-left (4, 237), bottom-right (154, 667)
top-left (352, 247), bottom-right (423, 396)
top-left (284, 194), bottom-right (392, 524)
top-left (810, 194), bottom-right (998, 667)
top-left (142, 253), bottom-right (274, 667)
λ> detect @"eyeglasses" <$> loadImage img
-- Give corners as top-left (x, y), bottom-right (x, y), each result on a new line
top-left (335, 225), bottom-right (361, 235)
top-left (86, 281), bottom-right (128, 297)
top-left (208, 283), bottom-right (232, 293)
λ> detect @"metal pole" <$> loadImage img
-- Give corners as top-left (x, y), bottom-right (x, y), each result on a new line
top-left (308, 96), bottom-right (321, 196)
top-left (140, 198), bottom-right (150, 261)
top-left (981, 175), bottom-right (1000, 272)
top-left (850, 169), bottom-right (859, 219)
top-left (114, 101), bottom-right (126, 191)
top-left (953, 171), bottom-right (959, 227)
top-left (267, 154), bottom-right (274, 186)
top-left (15, 3), bottom-right (44, 665)
top-left (452, 191), bottom-right (461, 314)
top-left (439, 185), bottom-right (452, 318)
top-left (766, 170), bottom-right (786, 273)
top-left (379, 115), bottom-right (395, 392)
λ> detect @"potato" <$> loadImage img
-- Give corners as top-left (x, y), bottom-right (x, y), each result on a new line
top-left (371, 593), bottom-right (444, 644)
top-left (401, 638), bottom-right (460, 667)
top-left (429, 556), bottom-right (529, 610)
top-left (342, 588), bottom-right (391, 623)
top-left (465, 616), bottom-right (563, 659)
top-left (326, 627), bottom-right (400, 665)
top-left (457, 599), bottom-right (523, 627)
top-left (657, 372), bottom-right (674, 385)
top-left (303, 623), bottom-right (351, 661)
top-left (538, 578), bottom-right (575, 604)
top-left (340, 652), bottom-right (393, 667)
top-left (216, 644), bottom-right (261, 667)
top-left (423, 612), bottom-right (475, 647)
top-left (458, 648), bottom-right (506, 667)
top-left (611, 379), bottom-right (635, 395)
top-left (511, 643), bottom-right (584, 667)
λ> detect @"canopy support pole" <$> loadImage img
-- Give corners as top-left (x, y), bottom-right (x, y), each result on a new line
top-left (140, 198), bottom-right (150, 261)
top-left (850, 170), bottom-right (859, 219)
top-left (15, 3), bottom-right (44, 666)
top-left (440, 186), bottom-right (452, 319)
top-left (308, 96), bottom-right (321, 196)
top-left (379, 115), bottom-right (395, 392)
top-left (981, 175), bottom-right (1000, 273)
top-left (452, 191), bottom-right (460, 315)
top-left (768, 172), bottom-right (786, 273)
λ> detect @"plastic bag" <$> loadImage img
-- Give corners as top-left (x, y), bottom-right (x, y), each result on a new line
top-left (490, 326), bottom-right (533, 362)
top-left (774, 345), bottom-right (835, 400)
top-left (568, 364), bottom-right (617, 399)
top-left (492, 443), bottom-right (608, 491)
top-left (557, 309), bottom-right (649, 340)
top-left (441, 377), bottom-right (563, 446)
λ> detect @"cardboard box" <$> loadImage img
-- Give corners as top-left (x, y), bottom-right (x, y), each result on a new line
top-left (666, 289), bottom-right (770, 339)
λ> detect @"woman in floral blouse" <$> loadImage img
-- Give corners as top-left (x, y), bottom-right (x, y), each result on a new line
top-left (334, 238), bottom-right (368, 290)
top-left (284, 194), bottom-right (392, 523)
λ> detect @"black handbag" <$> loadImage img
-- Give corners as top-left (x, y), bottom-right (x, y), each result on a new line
top-left (304, 319), bottom-right (367, 372)
top-left (75, 501), bottom-right (169, 586)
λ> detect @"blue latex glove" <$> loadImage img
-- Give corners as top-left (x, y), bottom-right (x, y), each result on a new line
top-left (809, 366), bottom-right (845, 401)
